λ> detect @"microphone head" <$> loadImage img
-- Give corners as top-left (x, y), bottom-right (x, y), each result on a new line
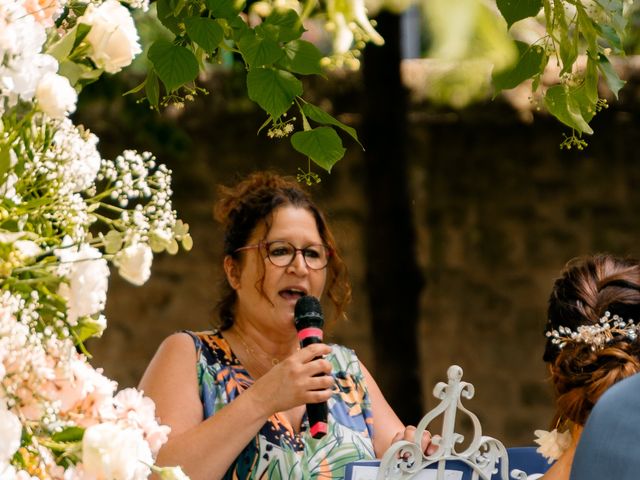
top-left (294, 295), bottom-right (324, 330)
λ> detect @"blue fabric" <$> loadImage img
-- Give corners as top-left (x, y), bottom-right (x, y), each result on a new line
top-left (506, 447), bottom-right (550, 476)
top-left (570, 372), bottom-right (640, 480)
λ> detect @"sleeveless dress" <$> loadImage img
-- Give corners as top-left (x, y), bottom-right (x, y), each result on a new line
top-left (185, 330), bottom-right (376, 479)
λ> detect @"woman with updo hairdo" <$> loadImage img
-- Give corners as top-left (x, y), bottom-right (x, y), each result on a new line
top-left (537, 253), bottom-right (640, 480)
top-left (139, 171), bottom-right (433, 479)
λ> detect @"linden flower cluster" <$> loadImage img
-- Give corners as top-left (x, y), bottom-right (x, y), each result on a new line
top-left (1, 1), bottom-right (190, 478)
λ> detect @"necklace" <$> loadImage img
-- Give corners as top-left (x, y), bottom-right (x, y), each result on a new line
top-left (233, 328), bottom-right (298, 369)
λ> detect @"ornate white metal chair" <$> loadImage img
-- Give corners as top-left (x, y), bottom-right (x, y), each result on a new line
top-left (369, 365), bottom-right (547, 480)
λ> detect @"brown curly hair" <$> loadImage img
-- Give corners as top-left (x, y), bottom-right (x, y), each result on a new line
top-left (212, 171), bottom-right (351, 330)
top-left (544, 254), bottom-right (640, 426)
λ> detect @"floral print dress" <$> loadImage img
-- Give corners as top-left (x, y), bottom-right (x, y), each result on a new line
top-left (185, 330), bottom-right (376, 479)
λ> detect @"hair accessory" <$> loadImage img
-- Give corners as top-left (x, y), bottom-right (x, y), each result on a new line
top-left (546, 311), bottom-right (638, 351)
top-left (533, 428), bottom-right (572, 463)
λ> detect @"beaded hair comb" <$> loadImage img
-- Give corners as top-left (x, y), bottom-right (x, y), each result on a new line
top-left (546, 311), bottom-right (638, 351)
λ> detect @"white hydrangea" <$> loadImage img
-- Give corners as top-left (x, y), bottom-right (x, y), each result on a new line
top-left (36, 72), bottom-right (78, 119)
top-left (0, 0), bottom-right (55, 111)
top-left (46, 118), bottom-right (102, 193)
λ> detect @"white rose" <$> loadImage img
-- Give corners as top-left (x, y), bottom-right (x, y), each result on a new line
top-left (82, 423), bottom-right (153, 480)
top-left (79, 0), bottom-right (142, 73)
top-left (155, 466), bottom-right (190, 480)
top-left (0, 403), bottom-right (21, 463)
top-left (56, 243), bottom-right (110, 325)
top-left (36, 72), bottom-right (77, 119)
top-left (114, 243), bottom-right (153, 286)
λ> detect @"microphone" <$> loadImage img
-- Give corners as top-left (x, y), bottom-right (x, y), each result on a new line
top-left (294, 295), bottom-right (329, 439)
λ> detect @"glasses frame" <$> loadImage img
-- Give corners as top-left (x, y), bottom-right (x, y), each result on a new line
top-left (234, 240), bottom-right (332, 270)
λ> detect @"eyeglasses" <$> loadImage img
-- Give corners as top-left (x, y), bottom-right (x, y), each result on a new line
top-left (234, 240), bottom-right (332, 270)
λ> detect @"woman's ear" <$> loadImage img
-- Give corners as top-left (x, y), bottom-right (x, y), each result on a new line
top-left (224, 255), bottom-right (241, 290)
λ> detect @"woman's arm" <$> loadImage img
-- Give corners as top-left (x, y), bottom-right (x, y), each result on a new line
top-left (361, 363), bottom-right (433, 458)
top-left (139, 333), bottom-right (334, 480)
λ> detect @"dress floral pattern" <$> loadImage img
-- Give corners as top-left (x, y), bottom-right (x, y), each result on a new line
top-left (185, 330), bottom-right (376, 479)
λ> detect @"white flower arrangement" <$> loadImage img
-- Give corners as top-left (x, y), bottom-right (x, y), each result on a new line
top-left (0, 0), bottom-right (191, 478)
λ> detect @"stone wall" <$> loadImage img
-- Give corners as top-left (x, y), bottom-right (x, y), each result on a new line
top-left (82, 64), bottom-right (640, 447)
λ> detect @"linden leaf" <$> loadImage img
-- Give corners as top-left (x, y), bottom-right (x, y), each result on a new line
top-left (247, 68), bottom-right (302, 119)
top-left (291, 127), bottom-right (346, 172)
top-left (496, 0), bottom-right (543, 28)
top-left (148, 40), bottom-right (199, 92)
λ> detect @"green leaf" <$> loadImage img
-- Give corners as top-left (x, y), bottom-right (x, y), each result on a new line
top-left (148, 40), bottom-right (199, 92)
top-left (577, 7), bottom-right (598, 53)
top-left (492, 41), bottom-right (546, 95)
top-left (596, 25), bottom-right (623, 53)
top-left (57, 60), bottom-right (84, 86)
top-left (247, 68), bottom-right (302, 118)
top-left (184, 17), bottom-right (223, 54)
top-left (583, 55), bottom-right (599, 104)
top-left (47, 25), bottom-right (78, 61)
top-left (172, 0), bottom-right (187, 16)
top-left (52, 427), bottom-right (84, 443)
top-left (291, 127), bottom-right (346, 172)
top-left (146, 69), bottom-right (160, 109)
top-left (301, 103), bottom-right (361, 147)
top-left (123, 80), bottom-right (146, 96)
top-left (263, 8), bottom-right (304, 42)
top-left (0, 146), bottom-right (10, 180)
top-left (278, 40), bottom-right (323, 75)
top-left (496, 0), bottom-right (542, 28)
top-left (544, 85), bottom-right (594, 134)
top-left (553, 0), bottom-right (579, 75)
top-left (597, 54), bottom-right (625, 98)
top-left (155, 0), bottom-right (182, 35)
top-left (205, 0), bottom-right (244, 20)
top-left (72, 316), bottom-right (105, 343)
top-left (597, 0), bottom-right (626, 36)
top-left (238, 30), bottom-right (284, 67)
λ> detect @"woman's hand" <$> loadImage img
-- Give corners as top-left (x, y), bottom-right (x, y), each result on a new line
top-left (252, 343), bottom-right (334, 415)
top-left (391, 426), bottom-right (439, 455)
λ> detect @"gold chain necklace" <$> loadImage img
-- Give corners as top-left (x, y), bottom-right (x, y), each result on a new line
top-left (234, 329), bottom-right (297, 369)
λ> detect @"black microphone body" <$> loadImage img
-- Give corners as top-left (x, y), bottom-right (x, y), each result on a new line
top-left (294, 295), bottom-right (329, 439)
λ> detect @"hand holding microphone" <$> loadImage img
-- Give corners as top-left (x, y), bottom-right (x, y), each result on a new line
top-left (294, 295), bottom-right (330, 439)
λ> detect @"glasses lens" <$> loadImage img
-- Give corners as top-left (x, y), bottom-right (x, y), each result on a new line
top-left (302, 244), bottom-right (329, 269)
top-left (266, 241), bottom-right (295, 267)
top-left (265, 241), bottom-right (329, 269)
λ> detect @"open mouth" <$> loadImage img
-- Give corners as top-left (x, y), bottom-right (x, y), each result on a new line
top-left (279, 288), bottom-right (306, 301)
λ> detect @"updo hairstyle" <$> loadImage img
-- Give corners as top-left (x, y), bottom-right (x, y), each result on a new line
top-left (212, 171), bottom-right (351, 330)
top-left (544, 254), bottom-right (640, 426)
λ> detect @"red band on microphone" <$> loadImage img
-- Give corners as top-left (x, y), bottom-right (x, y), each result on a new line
top-left (297, 327), bottom-right (323, 341)
top-left (310, 421), bottom-right (328, 438)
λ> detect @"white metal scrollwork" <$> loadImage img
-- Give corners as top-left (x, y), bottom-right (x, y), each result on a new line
top-left (377, 365), bottom-right (511, 480)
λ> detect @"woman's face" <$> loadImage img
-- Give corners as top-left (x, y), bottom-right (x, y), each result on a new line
top-left (229, 205), bottom-right (328, 336)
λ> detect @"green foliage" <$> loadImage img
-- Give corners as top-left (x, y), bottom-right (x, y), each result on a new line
top-left (494, 0), bottom-right (631, 145)
top-left (291, 127), bottom-right (346, 173)
top-left (496, 0), bottom-right (542, 28)
top-left (247, 68), bottom-right (302, 118)
top-left (147, 40), bottom-right (199, 92)
top-left (136, 2), bottom-right (358, 172)
top-left (492, 41), bottom-right (547, 95)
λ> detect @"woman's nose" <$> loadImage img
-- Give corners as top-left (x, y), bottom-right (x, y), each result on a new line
top-left (287, 251), bottom-right (309, 274)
